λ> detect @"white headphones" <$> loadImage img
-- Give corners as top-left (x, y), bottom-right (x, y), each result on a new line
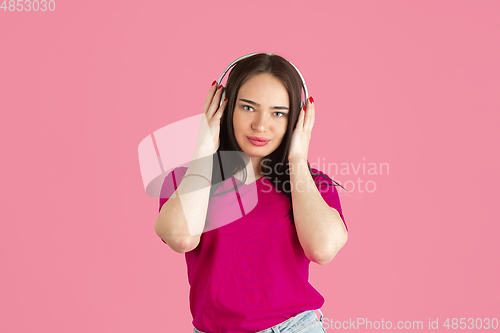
top-left (217, 53), bottom-right (309, 108)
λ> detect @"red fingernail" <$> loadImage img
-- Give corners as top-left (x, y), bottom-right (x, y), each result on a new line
top-left (309, 96), bottom-right (314, 103)
top-left (211, 80), bottom-right (217, 86)
top-left (303, 106), bottom-right (306, 112)
top-left (218, 85), bottom-right (223, 90)
top-left (224, 97), bottom-right (228, 101)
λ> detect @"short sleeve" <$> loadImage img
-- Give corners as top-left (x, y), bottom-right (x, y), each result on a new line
top-left (311, 168), bottom-right (348, 232)
top-left (158, 166), bottom-right (188, 212)
top-left (157, 167), bottom-right (188, 244)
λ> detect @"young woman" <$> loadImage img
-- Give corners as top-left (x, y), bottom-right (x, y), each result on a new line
top-left (155, 53), bottom-right (348, 333)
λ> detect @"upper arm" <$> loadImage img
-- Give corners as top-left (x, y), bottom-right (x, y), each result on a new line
top-left (312, 168), bottom-right (348, 232)
top-left (331, 207), bottom-right (348, 234)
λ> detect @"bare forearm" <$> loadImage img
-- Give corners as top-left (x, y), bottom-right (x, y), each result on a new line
top-left (289, 158), bottom-right (348, 264)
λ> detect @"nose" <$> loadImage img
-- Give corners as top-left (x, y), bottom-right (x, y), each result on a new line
top-left (251, 113), bottom-right (269, 132)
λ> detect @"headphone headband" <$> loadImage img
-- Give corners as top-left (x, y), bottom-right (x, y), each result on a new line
top-left (217, 53), bottom-right (309, 107)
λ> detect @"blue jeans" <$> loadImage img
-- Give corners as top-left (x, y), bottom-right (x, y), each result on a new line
top-left (193, 309), bottom-right (326, 333)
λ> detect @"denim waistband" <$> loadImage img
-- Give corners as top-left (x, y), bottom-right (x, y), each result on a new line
top-left (193, 309), bottom-right (324, 333)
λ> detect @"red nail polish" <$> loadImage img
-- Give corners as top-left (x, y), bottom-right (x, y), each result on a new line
top-left (309, 96), bottom-right (314, 103)
top-left (224, 97), bottom-right (228, 101)
top-left (218, 85), bottom-right (223, 90)
top-left (303, 106), bottom-right (306, 112)
top-left (211, 80), bottom-right (217, 86)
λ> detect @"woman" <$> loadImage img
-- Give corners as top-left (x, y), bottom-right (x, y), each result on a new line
top-left (155, 53), bottom-right (348, 333)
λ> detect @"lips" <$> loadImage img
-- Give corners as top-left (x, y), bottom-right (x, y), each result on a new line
top-left (247, 136), bottom-right (270, 146)
top-left (247, 136), bottom-right (270, 143)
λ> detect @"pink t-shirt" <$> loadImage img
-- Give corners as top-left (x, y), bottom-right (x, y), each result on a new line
top-left (158, 166), bottom-right (347, 333)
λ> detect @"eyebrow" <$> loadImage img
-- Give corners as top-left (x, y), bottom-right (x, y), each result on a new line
top-left (239, 99), bottom-right (289, 111)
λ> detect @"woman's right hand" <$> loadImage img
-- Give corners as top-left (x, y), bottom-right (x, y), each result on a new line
top-left (197, 80), bottom-right (228, 153)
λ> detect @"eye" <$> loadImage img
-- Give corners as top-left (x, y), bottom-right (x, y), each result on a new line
top-left (273, 112), bottom-right (286, 117)
top-left (243, 105), bottom-right (254, 112)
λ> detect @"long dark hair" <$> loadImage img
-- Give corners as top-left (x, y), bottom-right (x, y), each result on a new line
top-left (209, 53), bottom-right (345, 223)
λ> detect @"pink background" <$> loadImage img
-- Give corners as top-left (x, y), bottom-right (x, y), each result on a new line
top-left (1, 1), bottom-right (499, 332)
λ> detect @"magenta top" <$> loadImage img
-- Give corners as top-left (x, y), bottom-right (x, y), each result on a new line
top-left (159, 166), bottom-right (347, 333)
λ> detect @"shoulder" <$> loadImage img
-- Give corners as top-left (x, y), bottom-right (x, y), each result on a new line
top-left (172, 165), bottom-right (188, 176)
top-left (310, 167), bottom-right (335, 184)
top-left (159, 166), bottom-right (189, 194)
top-left (167, 166), bottom-right (189, 182)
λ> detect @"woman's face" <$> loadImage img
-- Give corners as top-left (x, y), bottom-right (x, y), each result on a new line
top-left (232, 73), bottom-right (289, 175)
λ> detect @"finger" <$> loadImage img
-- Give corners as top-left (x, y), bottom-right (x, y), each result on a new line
top-left (304, 96), bottom-right (315, 132)
top-left (215, 97), bottom-right (228, 119)
top-left (207, 85), bottom-right (224, 117)
top-left (203, 80), bottom-right (218, 114)
top-left (295, 106), bottom-right (306, 130)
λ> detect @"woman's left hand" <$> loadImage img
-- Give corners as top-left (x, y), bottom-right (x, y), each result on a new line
top-left (288, 96), bottom-right (315, 162)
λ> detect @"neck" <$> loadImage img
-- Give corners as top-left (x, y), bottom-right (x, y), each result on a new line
top-left (250, 156), bottom-right (264, 178)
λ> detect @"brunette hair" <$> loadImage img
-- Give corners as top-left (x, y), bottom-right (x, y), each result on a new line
top-left (210, 53), bottom-right (345, 223)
